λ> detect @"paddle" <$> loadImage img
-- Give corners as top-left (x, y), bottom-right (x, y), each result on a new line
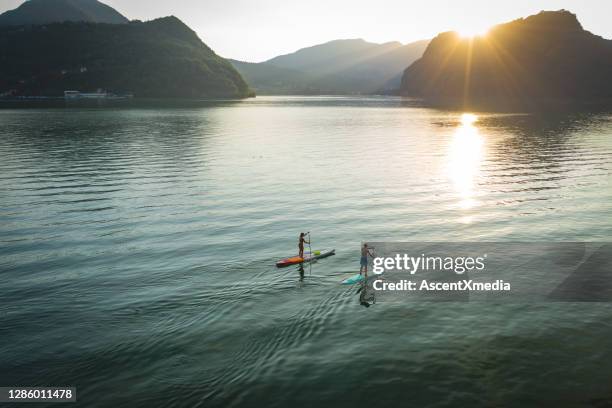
top-left (307, 232), bottom-right (312, 275)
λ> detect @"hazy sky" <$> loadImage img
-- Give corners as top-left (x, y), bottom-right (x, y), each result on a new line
top-left (1, 0), bottom-right (612, 61)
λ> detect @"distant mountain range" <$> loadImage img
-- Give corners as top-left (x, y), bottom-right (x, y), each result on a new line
top-left (4, 2), bottom-right (612, 103)
top-left (0, 16), bottom-right (252, 98)
top-left (400, 10), bottom-right (612, 107)
top-left (231, 38), bottom-right (429, 95)
top-left (0, 0), bottom-right (129, 26)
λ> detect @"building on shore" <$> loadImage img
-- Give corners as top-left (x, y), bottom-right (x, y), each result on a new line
top-left (64, 90), bottom-right (133, 100)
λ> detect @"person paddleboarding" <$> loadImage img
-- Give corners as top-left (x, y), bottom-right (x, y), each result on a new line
top-left (298, 232), bottom-right (310, 259)
top-left (360, 243), bottom-right (375, 276)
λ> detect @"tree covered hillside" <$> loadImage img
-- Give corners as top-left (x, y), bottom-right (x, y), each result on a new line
top-left (0, 0), bottom-right (129, 26)
top-left (401, 10), bottom-right (612, 107)
top-left (0, 16), bottom-right (253, 98)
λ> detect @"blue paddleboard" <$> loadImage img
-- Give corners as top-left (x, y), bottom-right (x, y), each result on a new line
top-left (341, 274), bottom-right (365, 285)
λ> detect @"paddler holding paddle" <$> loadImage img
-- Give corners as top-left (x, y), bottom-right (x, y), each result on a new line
top-left (360, 243), bottom-right (375, 276)
top-left (298, 232), bottom-right (310, 259)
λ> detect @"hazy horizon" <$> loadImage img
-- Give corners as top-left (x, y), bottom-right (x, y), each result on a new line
top-left (1, 0), bottom-right (612, 61)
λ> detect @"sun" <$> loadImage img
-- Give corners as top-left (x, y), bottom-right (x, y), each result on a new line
top-left (456, 26), bottom-right (490, 39)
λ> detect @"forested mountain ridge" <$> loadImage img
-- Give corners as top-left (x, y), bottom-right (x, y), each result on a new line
top-left (0, 16), bottom-right (253, 99)
top-left (0, 0), bottom-right (129, 26)
top-left (400, 10), bottom-right (612, 107)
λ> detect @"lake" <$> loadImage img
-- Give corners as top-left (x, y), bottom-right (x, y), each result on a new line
top-left (1, 96), bottom-right (612, 407)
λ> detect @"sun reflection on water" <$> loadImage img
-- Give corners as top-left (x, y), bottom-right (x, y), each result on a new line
top-left (448, 113), bottom-right (484, 213)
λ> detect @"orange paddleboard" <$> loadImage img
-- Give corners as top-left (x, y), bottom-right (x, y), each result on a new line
top-left (275, 249), bottom-right (335, 267)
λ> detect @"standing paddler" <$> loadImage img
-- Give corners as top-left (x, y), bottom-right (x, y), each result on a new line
top-left (360, 243), bottom-right (375, 276)
top-left (298, 232), bottom-right (310, 259)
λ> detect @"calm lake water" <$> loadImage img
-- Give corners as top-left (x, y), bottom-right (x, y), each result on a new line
top-left (1, 96), bottom-right (612, 407)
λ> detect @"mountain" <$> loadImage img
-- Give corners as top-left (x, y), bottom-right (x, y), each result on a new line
top-left (0, 16), bottom-right (252, 98)
top-left (231, 38), bottom-right (429, 95)
top-left (0, 0), bottom-right (129, 26)
top-left (400, 10), bottom-right (612, 108)
top-left (228, 60), bottom-right (311, 94)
